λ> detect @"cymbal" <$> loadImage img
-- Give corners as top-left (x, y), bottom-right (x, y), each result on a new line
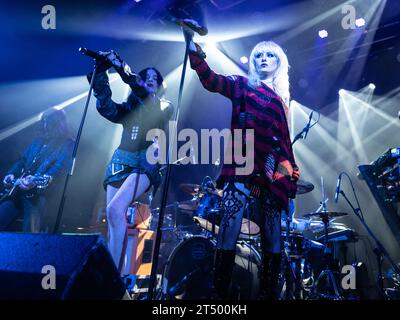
top-left (302, 211), bottom-right (348, 219)
top-left (180, 183), bottom-right (202, 196)
top-left (296, 180), bottom-right (314, 195)
top-left (179, 183), bottom-right (223, 198)
top-left (177, 199), bottom-right (199, 211)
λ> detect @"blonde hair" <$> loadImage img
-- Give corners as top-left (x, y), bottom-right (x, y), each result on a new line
top-left (248, 41), bottom-right (290, 105)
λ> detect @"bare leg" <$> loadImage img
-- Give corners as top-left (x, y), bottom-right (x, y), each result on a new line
top-left (106, 173), bottom-right (150, 269)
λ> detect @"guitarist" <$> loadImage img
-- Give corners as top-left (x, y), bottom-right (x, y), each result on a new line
top-left (0, 108), bottom-right (74, 232)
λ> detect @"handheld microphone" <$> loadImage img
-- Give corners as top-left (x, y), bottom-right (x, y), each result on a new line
top-left (171, 17), bottom-right (208, 36)
top-left (303, 111), bottom-right (314, 140)
top-left (79, 47), bottom-right (106, 61)
top-left (334, 173), bottom-right (342, 203)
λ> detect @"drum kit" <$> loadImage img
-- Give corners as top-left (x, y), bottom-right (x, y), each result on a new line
top-left (149, 177), bottom-right (357, 300)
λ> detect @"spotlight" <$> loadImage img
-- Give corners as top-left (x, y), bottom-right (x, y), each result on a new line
top-left (368, 83), bottom-right (376, 90)
top-left (338, 89), bottom-right (345, 96)
top-left (240, 56), bottom-right (248, 64)
top-left (355, 18), bottom-right (365, 27)
top-left (318, 29), bottom-right (328, 39)
top-left (203, 41), bottom-right (217, 51)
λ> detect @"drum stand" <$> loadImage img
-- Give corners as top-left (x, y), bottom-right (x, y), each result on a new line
top-left (311, 177), bottom-right (342, 300)
top-left (280, 214), bottom-right (300, 300)
top-left (311, 212), bottom-right (342, 299)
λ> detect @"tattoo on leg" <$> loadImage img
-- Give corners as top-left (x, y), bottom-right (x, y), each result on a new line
top-left (220, 183), bottom-right (245, 227)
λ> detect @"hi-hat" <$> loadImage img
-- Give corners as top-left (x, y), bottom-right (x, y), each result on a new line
top-left (302, 211), bottom-right (348, 219)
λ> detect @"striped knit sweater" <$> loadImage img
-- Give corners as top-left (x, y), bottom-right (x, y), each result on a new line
top-left (189, 52), bottom-right (298, 210)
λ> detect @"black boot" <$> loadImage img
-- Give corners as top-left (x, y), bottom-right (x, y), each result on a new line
top-left (213, 249), bottom-right (236, 300)
top-left (260, 253), bottom-right (281, 300)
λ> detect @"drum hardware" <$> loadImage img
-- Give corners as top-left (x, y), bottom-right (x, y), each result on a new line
top-left (336, 170), bottom-right (400, 299)
top-left (309, 177), bottom-right (343, 300)
top-left (280, 211), bottom-right (305, 300)
top-left (315, 228), bottom-right (358, 243)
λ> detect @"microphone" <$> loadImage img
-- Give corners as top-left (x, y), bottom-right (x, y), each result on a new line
top-left (79, 47), bottom-right (107, 61)
top-left (172, 17), bottom-right (208, 36)
top-left (303, 111), bottom-right (314, 140)
top-left (334, 173), bottom-right (342, 203)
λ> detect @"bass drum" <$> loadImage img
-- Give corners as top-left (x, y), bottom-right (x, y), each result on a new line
top-left (163, 236), bottom-right (261, 300)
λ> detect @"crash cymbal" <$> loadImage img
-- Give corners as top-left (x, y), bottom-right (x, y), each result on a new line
top-left (179, 183), bottom-right (203, 197)
top-left (297, 180), bottom-right (314, 195)
top-left (302, 211), bottom-right (348, 219)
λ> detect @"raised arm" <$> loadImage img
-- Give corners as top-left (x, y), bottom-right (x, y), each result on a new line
top-left (188, 41), bottom-right (236, 100)
top-left (88, 70), bottom-right (136, 124)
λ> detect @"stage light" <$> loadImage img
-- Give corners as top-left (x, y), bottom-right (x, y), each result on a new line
top-left (203, 41), bottom-right (217, 52)
top-left (240, 56), bottom-right (248, 64)
top-left (355, 18), bottom-right (366, 27)
top-left (368, 83), bottom-right (376, 90)
top-left (318, 29), bottom-right (328, 38)
top-left (339, 89), bottom-right (345, 96)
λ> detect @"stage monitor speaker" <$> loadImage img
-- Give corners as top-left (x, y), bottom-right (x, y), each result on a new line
top-left (0, 232), bottom-right (126, 299)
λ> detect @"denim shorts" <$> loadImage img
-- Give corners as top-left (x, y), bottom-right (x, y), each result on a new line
top-left (103, 148), bottom-right (161, 191)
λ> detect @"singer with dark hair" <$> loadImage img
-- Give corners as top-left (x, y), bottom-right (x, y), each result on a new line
top-left (186, 29), bottom-right (300, 299)
top-left (0, 108), bottom-right (74, 232)
top-left (87, 51), bottom-right (173, 270)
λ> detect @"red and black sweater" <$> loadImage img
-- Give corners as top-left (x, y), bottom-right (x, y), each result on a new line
top-left (189, 52), bottom-right (298, 210)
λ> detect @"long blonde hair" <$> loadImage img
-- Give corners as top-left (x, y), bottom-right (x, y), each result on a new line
top-left (248, 41), bottom-right (290, 105)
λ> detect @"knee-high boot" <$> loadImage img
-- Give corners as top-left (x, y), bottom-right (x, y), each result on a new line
top-left (213, 249), bottom-right (236, 300)
top-left (260, 253), bottom-right (281, 300)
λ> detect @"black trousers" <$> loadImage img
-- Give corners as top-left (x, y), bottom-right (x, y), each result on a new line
top-left (0, 195), bottom-right (45, 232)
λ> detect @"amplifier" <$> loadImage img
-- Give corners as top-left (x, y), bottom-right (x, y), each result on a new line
top-left (122, 228), bottom-right (156, 276)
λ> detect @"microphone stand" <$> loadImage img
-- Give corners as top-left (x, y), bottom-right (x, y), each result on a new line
top-left (147, 30), bottom-right (192, 300)
top-left (291, 111), bottom-right (319, 145)
top-left (53, 64), bottom-right (98, 233)
top-left (339, 189), bottom-right (400, 299)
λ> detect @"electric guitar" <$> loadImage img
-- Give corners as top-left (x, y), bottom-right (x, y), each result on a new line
top-left (0, 173), bottom-right (52, 202)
